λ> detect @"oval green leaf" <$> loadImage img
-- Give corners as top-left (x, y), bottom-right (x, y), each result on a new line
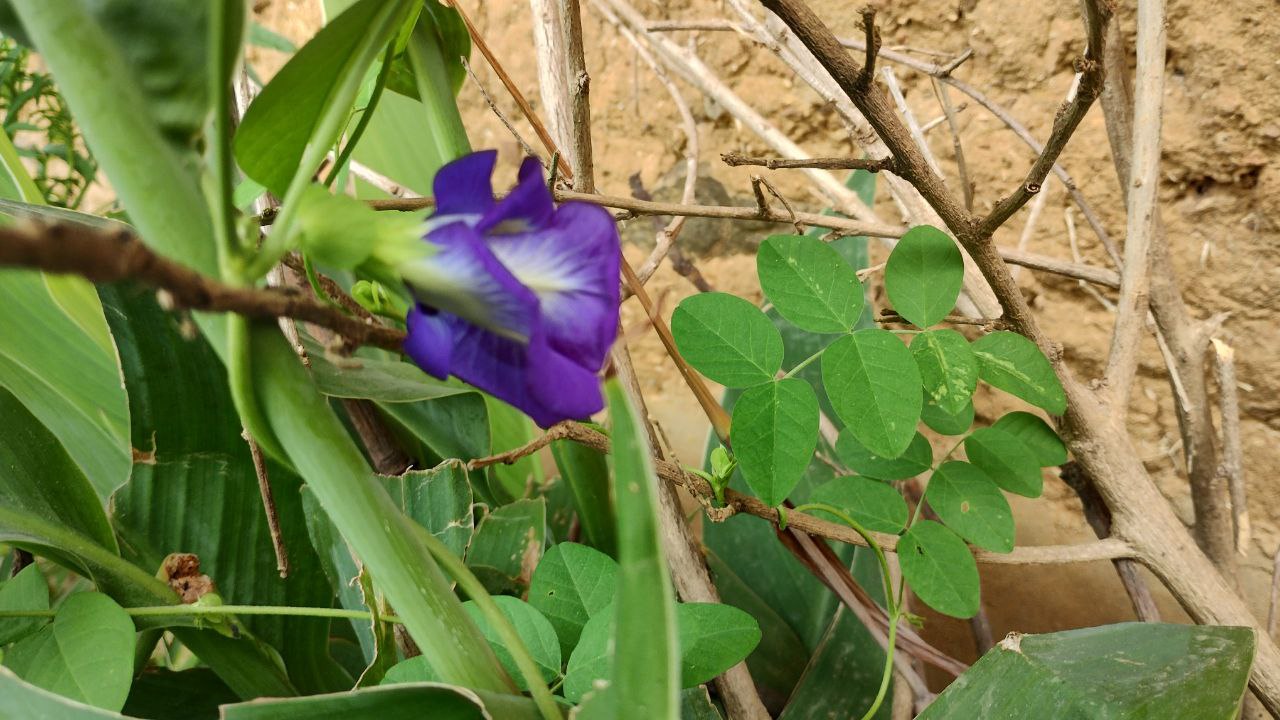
top-left (808, 476), bottom-right (909, 534)
top-left (991, 412), bottom-right (1067, 467)
top-left (964, 427), bottom-right (1043, 498)
top-left (731, 378), bottom-right (820, 507)
top-left (563, 605), bottom-right (614, 703)
top-left (971, 331), bottom-right (1067, 414)
top-left (3, 592), bottom-right (135, 711)
top-left (898, 521), bottom-right (980, 619)
top-left (462, 597), bottom-right (561, 689)
top-left (921, 399), bottom-right (974, 436)
top-left (910, 329), bottom-right (979, 414)
top-left (835, 430), bottom-right (933, 481)
top-left (822, 329), bottom-right (922, 458)
top-left (528, 542), bottom-right (618, 659)
top-left (926, 461), bottom-right (1015, 553)
top-left (672, 293), bottom-right (784, 388)
top-left (884, 225), bottom-right (964, 328)
top-left (757, 234), bottom-right (864, 333)
top-left (677, 603), bottom-right (762, 688)
top-left (0, 565), bottom-right (49, 646)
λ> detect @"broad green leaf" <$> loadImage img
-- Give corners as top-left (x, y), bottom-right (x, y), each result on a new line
top-left (680, 686), bottom-right (724, 720)
top-left (677, 603), bottom-right (762, 687)
top-left (466, 498), bottom-right (546, 595)
top-left (910, 329), bottom-right (979, 414)
top-left (756, 234), bottom-right (864, 332)
top-left (834, 430), bottom-right (932, 481)
top-left (926, 462), bottom-right (1014, 553)
top-left (563, 605), bottom-right (615, 703)
top-left (672, 293), bottom-right (783, 387)
top-left (0, 268), bottom-right (130, 503)
top-left (0, 388), bottom-right (118, 553)
top-left (731, 378), bottom-right (820, 507)
top-left (0, 564), bottom-right (49, 645)
top-left (808, 477), bottom-right (909, 534)
top-left (965, 427), bottom-right (1044, 498)
top-left (102, 283), bottom-right (350, 694)
top-left (884, 225), bottom-right (964, 328)
top-left (917, 624), bottom-right (1255, 720)
top-left (306, 343), bottom-right (471, 403)
top-left (221, 682), bottom-right (540, 719)
top-left (235, 0), bottom-right (408, 196)
top-left (0, 667), bottom-right (130, 719)
top-left (921, 399), bottom-right (973, 436)
top-left (3, 592), bottom-right (134, 711)
top-left (822, 329), bottom-right (922, 458)
top-left (550, 442), bottom-right (617, 557)
top-left (122, 668), bottom-right (238, 720)
top-left (971, 331), bottom-right (1067, 414)
top-left (254, 331), bottom-right (512, 691)
top-left (606, 379), bottom-right (679, 717)
top-left (462, 597), bottom-right (561, 689)
top-left (992, 412), bottom-right (1067, 467)
top-left (381, 463), bottom-right (474, 558)
top-left (485, 396), bottom-right (545, 503)
top-left (528, 542), bottom-right (618, 659)
top-left (898, 520), bottom-right (979, 619)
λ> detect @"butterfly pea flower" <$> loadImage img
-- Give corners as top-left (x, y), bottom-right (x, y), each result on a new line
top-left (399, 150), bottom-right (620, 427)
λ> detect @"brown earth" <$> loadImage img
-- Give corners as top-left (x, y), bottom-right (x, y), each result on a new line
top-left (254, 0), bottom-right (1280, 674)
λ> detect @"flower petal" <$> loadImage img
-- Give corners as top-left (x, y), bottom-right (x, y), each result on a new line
top-left (477, 156), bottom-right (554, 236)
top-left (402, 222), bottom-right (538, 341)
top-left (487, 201), bottom-right (621, 369)
top-left (404, 306), bottom-right (453, 379)
top-left (433, 150), bottom-right (498, 216)
top-left (443, 318), bottom-right (605, 427)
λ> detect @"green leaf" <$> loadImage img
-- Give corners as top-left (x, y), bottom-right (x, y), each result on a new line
top-left (528, 542), bottom-right (618, 659)
top-left (0, 564), bottom-right (49, 645)
top-left (756, 235), bottom-right (864, 333)
top-left (822, 329), bottom-right (922, 458)
top-left (991, 412), bottom-right (1067, 467)
top-left (835, 430), bottom-right (932, 481)
top-left (462, 597), bottom-right (561, 689)
top-left (0, 667), bottom-right (131, 719)
top-left (234, 0), bottom-right (407, 197)
top-left (971, 331), bottom-right (1067, 414)
top-left (677, 603), bottom-right (762, 687)
top-left (606, 379), bottom-right (679, 717)
top-left (884, 225), bottom-right (964, 328)
top-left (898, 520), bottom-right (979, 619)
top-left (221, 682), bottom-right (541, 719)
top-left (550, 442), bottom-right (617, 557)
top-left (3, 592), bottom-right (134, 711)
top-left (0, 388), bottom-right (118, 554)
top-left (102, 283), bottom-right (350, 694)
top-left (122, 668), bottom-right (239, 720)
top-left (910, 329), bottom-right (978, 414)
top-left (0, 269), bottom-right (130, 503)
top-left (672, 293), bottom-right (783, 387)
top-left (466, 498), bottom-right (546, 595)
top-left (563, 605), bottom-right (614, 703)
top-left (381, 463), bottom-right (475, 558)
top-left (484, 396), bottom-right (544, 503)
top-left (926, 462), bottom-right (1014, 553)
top-left (964, 427), bottom-right (1044, 498)
top-left (917, 624), bottom-right (1255, 719)
top-left (681, 686), bottom-right (725, 720)
top-left (248, 21), bottom-right (296, 52)
top-left (808, 477), bottom-right (909, 534)
top-left (920, 400), bottom-right (973, 436)
top-left (731, 378), bottom-right (820, 507)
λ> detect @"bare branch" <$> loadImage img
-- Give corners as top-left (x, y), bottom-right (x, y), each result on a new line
top-left (857, 7), bottom-right (879, 86)
top-left (1212, 339), bottom-right (1250, 554)
top-left (243, 431), bottom-right (290, 578)
top-left (931, 77), bottom-right (973, 211)
top-left (721, 151), bottom-right (894, 172)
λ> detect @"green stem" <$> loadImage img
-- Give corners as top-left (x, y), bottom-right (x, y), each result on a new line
top-left (302, 254), bottom-right (346, 311)
top-left (325, 41), bottom-right (395, 189)
top-left (412, 523), bottom-right (565, 720)
top-left (0, 605), bottom-right (403, 622)
top-left (783, 346), bottom-right (825, 378)
top-left (227, 314), bottom-right (288, 464)
top-left (792, 502), bottom-right (897, 616)
top-left (208, 0), bottom-right (243, 280)
top-left (861, 610), bottom-right (899, 720)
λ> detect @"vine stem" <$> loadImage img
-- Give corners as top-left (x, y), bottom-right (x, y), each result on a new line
top-left (0, 605), bottom-right (403, 622)
top-left (782, 345), bottom-right (826, 378)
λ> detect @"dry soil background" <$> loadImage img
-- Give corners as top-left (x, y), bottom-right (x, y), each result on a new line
top-left (255, 0), bottom-right (1280, 671)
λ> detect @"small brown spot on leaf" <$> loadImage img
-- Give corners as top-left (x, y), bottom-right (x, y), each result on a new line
top-left (961, 500), bottom-right (971, 513)
top-left (161, 553), bottom-right (216, 604)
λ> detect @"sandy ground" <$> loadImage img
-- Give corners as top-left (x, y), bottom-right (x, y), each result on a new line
top-left (253, 0), bottom-right (1280, 671)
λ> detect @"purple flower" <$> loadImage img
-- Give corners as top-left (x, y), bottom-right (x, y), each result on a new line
top-left (400, 151), bottom-right (620, 427)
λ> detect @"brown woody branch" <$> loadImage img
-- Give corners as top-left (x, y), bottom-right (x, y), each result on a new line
top-left (0, 223), bottom-right (406, 353)
top-left (721, 151), bottom-right (894, 172)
